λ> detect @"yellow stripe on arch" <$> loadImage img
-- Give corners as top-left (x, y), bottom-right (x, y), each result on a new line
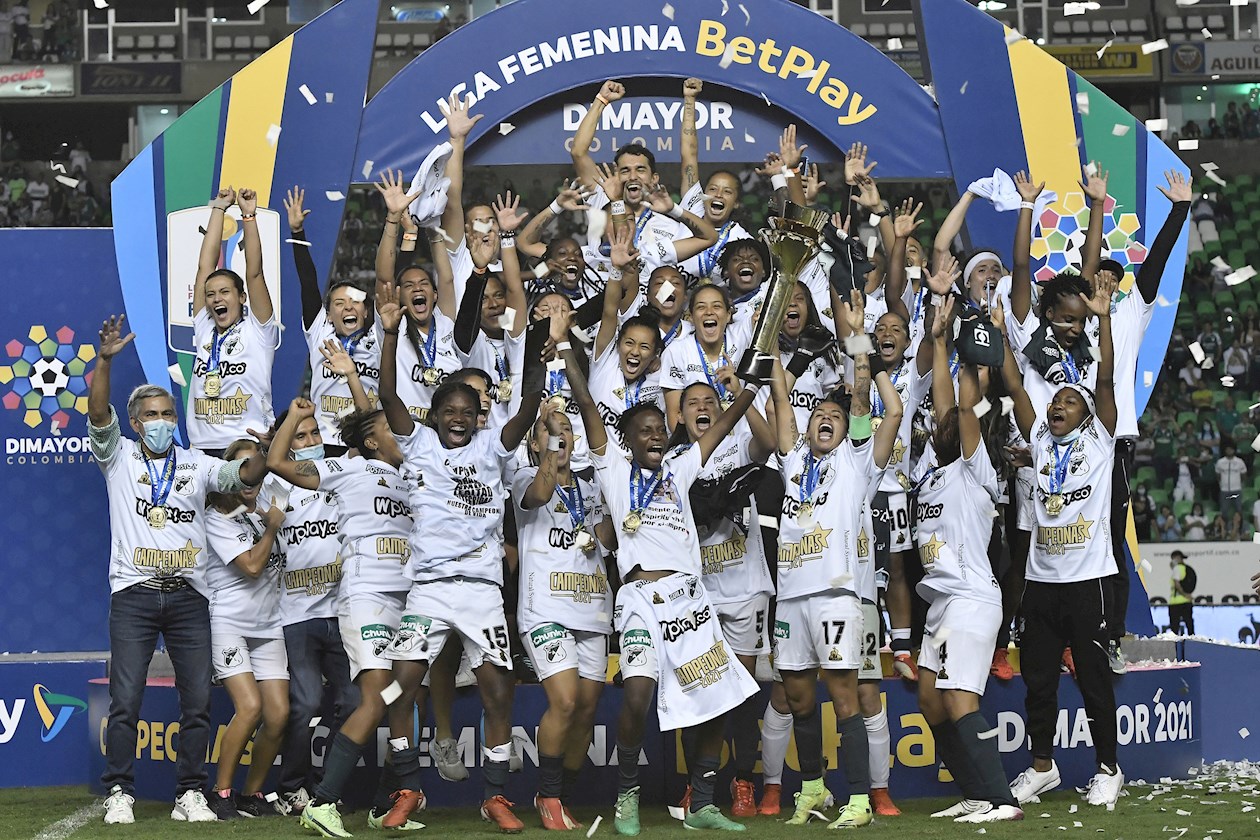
top-left (1008, 37), bottom-right (1082, 207)
top-left (218, 36), bottom-right (293, 208)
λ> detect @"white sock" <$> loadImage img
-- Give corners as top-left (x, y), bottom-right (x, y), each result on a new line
top-left (760, 703), bottom-right (793, 785)
top-left (864, 708), bottom-right (891, 789)
top-left (890, 629), bottom-right (911, 643)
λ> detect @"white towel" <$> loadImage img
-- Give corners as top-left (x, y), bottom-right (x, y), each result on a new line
top-left (408, 141), bottom-right (454, 228)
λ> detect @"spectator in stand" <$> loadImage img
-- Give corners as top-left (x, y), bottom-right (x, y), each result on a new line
top-left (1191, 381), bottom-right (1215, 411)
top-left (1159, 505), bottom-right (1183, 541)
top-left (0, 4), bottom-right (10, 64)
top-left (1178, 358), bottom-right (1202, 390)
top-left (1233, 412), bottom-right (1259, 464)
top-left (1197, 444), bottom-right (1218, 498)
top-left (1225, 102), bottom-right (1242, 139)
top-left (25, 171), bottom-right (49, 214)
top-left (69, 141), bottom-right (91, 174)
top-left (1217, 442), bottom-right (1247, 521)
top-left (1198, 318), bottom-right (1223, 366)
top-left (9, 1), bottom-right (27, 58)
top-left (1245, 103), bottom-right (1260, 139)
top-left (1135, 424), bottom-right (1155, 469)
top-left (1230, 511), bottom-right (1252, 542)
top-left (1218, 394), bottom-right (1241, 443)
top-left (1198, 415), bottom-right (1222, 455)
top-left (1152, 416), bottom-right (1177, 477)
top-left (1182, 120), bottom-right (1202, 140)
top-left (1165, 327), bottom-right (1191, 378)
top-left (39, 3), bottom-right (56, 60)
top-left (1131, 485), bottom-right (1154, 541)
top-left (1252, 492), bottom-right (1260, 536)
top-left (1207, 118), bottom-right (1224, 140)
top-left (1173, 454), bottom-right (1197, 503)
top-left (0, 131), bottom-right (17, 163)
top-left (7, 166), bottom-right (26, 204)
top-left (1207, 514), bottom-right (1227, 541)
top-left (1182, 503), bottom-right (1208, 541)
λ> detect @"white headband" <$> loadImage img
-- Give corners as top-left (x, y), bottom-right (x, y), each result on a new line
top-left (963, 251), bottom-right (1002, 283)
top-left (1058, 383), bottom-right (1097, 419)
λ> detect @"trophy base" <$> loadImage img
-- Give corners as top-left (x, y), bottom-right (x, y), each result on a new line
top-left (736, 349), bottom-right (775, 385)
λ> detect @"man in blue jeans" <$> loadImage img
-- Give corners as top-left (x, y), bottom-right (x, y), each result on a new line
top-left (88, 314), bottom-right (268, 825)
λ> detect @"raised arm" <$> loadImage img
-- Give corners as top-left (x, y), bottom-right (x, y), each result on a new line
top-left (375, 282), bottom-right (415, 436)
top-left (231, 504), bottom-right (284, 578)
top-left (284, 187), bottom-right (322, 330)
top-left (88, 314), bottom-right (134, 427)
top-left (869, 365), bottom-right (902, 469)
top-left (520, 401), bottom-right (567, 509)
top-left (1139, 170), bottom-right (1194, 304)
top-left (851, 173), bottom-right (889, 294)
top-left (556, 313), bottom-right (609, 456)
top-left (438, 93), bottom-right (484, 246)
top-left (957, 362), bottom-right (983, 460)
top-left (930, 295), bottom-right (958, 422)
top-left (195, 187), bottom-right (235, 317)
top-left (697, 387), bottom-right (757, 466)
top-left (1084, 273), bottom-right (1118, 435)
top-left (266, 398), bottom-right (322, 490)
top-left (778, 125), bottom-right (808, 207)
top-left (716, 366), bottom-right (775, 463)
top-left (1011, 170), bottom-right (1045, 323)
top-left (680, 78), bottom-right (702, 195)
top-left (594, 223), bottom-right (639, 358)
top-left (917, 254), bottom-right (961, 376)
top-left (571, 81), bottom-right (624, 188)
top-left (518, 179), bottom-right (589, 260)
top-left (374, 170), bottom-right (421, 286)
top-left (1080, 162), bottom-right (1109, 280)
top-left (886, 197), bottom-right (925, 321)
top-left (1000, 336), bottom-right (1036, 441)
top-left (319, 339), bottom-right (373, 412)
top-left (770, 355), bottom-right (797, 456)
top-left (235, 188), bottom-right (272, 323)
top-left (933, 189), bottom-right (976, 270)
top-left (494, 192), bottom-right (528, 336)
top-left (646, 183), bottom-right (718, 262)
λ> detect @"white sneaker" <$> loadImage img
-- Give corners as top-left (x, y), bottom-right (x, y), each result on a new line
top-left (1086, 765), bottom-right (1125, 807)
top-left (103, 786), bottom-right (135, 825)
top-left (1010, 762), bottom-right (1061, 803)
top-left (172, 789), bottom-right (219, 822)
top-left (283, 787), bottom-right (312, 815)
top-left (931, 799), bottom-right (987, 818)
top-left (957, 804), bottom-right (1025, 823)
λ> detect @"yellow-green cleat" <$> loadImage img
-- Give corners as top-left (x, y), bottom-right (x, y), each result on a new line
top-left (367, 809), bottom-right (425, 831)
top-left (683, 804), bottom-right (746, 831)
top-left (785, 782), bottom-right (833, 826)
top-left (300, 802), bottom-right (353, 838)
top-left (614, 787), bottom-right (640, 836)
top-left (827, 795), bottom-right (873, 829)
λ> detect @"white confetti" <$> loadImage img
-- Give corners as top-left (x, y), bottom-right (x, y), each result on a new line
top-left (1140, 558), bottom-right (1152, 574)
top-left (299, 84), bottom-right (317, 105)
top-left (265, 123), bottom-right (281, 148)
top-left (1142, 39), bottom-right (1170, 54)
top-left (1224, 375), bottom-right (1237, 388)
top-left (1203, 27), bottom-right (1214, 38)
top-left (656, 280), bottom-right (677, 304)
top-left (1226, 266), bottom-right (1256, 286)
top-left (1154, 687), bottom-right (1163, 703)
top-left (1241, 728), bottom-right (1251, 739)
top-left (661, 3), bottom-right (674, 20)
top-left (973, 397), bottom-right (992, 418)
top-left (1070, 804), bottom-right (1078, 814)
top-left (344, 287), bottom-right (367, 303)
top-left (361, 160), bottom-right (375, 180)
top-left (325, 92), bottom-right (334, 103)
top-left (719, 42), bottom-right (737, 69)
top-left (761, 91), bottom-right (771, 107)
top-left (1233, 0), bottom-right (1248, 5)
top-left (1085, 161), bottom-right (1098, 176)
top-left (380, 680), bottom-right (402, 705)
top-left (54, 175), bottom-right (79, 189)
top-left (667, 806), bottom-right (685, 821)
top-left (870, 213), bottom-right (883, 227)
top-left (246, 0), bottom-right (270, 14)
top-left (472, 219), bottom-right (494, 234)
top-left (1179, 139), bottom-right (1200, 151)
top-left (1096, 39), bottom-right (1113, 60)
top-left (1157, 294), bottom-right (1173, 307)
top-left (533, 262), bottom-right (551, 280)
top-left (1113, 123), bottom-right (1131, 136)
top-left (1145, 118), bottom-right (1169, 132)
top-left (325, 191), bottom-right (345, 201)
top-left (1189, 341), bottom-right (1205, 363)
top-left (1005, 29), bottom-right (1024, 45)
top-left (1202, 162), bottom-right (1220, 172)
top-left (743, 130), bottom-right (755, 144)
top-left (547, 358), bottom-right (567, 373)
top-left (738, 2), bottom-right (750, 25)
top-left (167, 363), bottom-right (187, 387)
top-left (796, 70), bottom-right (813, 79)
top-left (1143, 371), bottom-right (1154, 387)
top-left (978, 727), bottom-right (1000, 740)
top-left (1076, 92), bottom-right (1091, 115)
top-left (1064, 2), bottom-right (1086, 14)
top-left (285, 238), bottom-right (313, 246)
top-left (1087, 345), bottom-right (1101, 361)
top-left (1177, 809), bottom-right (1193, 815)
top-left (498, 122), bottom-right (516, 136)
top-left (887, 37), bottom-right (903, 50)
top-left (49, 419), bottom-right (61, 437)
top-left (844, 334), bottom-right (874, 356)
top-left (309, 716), bottom-right (322, 728)
top-left (867, 237), bottom-right (878, 258)
top-left (721, 0), bottom-right (728, 15)
top-left (498, 306), bottom-right (517, 330)
top-left (1205, 170), bottom-right (1228, 187)
top-left (907, 266), bottom-right (923, 281)
top-left (586, 814), bottom-right (603, 837)
top-left (93, 0), bottom-right (108, 8)
top-left (960, 80), bottom-right (969, 94)
top-left (1073, 822), bottom-right (1082, 828)
top-left (265, 792), bottom-right (279, 802)
top-left (1000, 396), bottom-right (1014, 415)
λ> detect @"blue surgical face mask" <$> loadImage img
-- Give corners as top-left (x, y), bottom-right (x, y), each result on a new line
top-left (1050, 427), bottom-right (1083, 446)
top-left (141, 419), bottom-right (177, 453)
top-left (293, 444), bottom-right (325, 462)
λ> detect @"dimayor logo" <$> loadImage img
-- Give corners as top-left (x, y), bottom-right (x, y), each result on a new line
top-left (33, 683), bottom-right (87, 742)
top-left (1030, 192), bottom-right (1148, 287)
top-left (0, 325), bottom-right (94, 431)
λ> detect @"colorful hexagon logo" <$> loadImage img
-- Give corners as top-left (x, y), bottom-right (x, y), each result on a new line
top-left (0, 326), bottom-right (96, 430)
top-left (1033, 191), bottom-right (1148, 288)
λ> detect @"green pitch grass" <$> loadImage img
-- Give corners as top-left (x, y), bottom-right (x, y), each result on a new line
top-left (4, 774), bottom-right (1260, 840)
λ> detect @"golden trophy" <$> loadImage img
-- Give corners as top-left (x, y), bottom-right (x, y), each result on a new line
top-left (736, 201), bottom-right (830, 384)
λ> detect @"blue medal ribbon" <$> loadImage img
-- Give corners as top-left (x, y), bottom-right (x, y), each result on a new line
top-left (207, 320), bottom-right (241, 373)
top-left (872, 361), bottom-right (904, 418)
top-left (630, 464), bottom-right (664, 515)
top-left (698, 221), bottom-right (736, 278)
top-left (1061, 350), bottom-right (1081, 384)
top-left (949, 350), bottom-right (961, 381)
top-left (1049, 442), bottom-right (1074, 496)
top-left (632, 208), bottom-right (653, 247)
top-left (623, 377), bottom-right (643, 410)
top-left (662, 319), bottom-right (682, 347)
top-left (417, 324), bottom-right (438, 370)
top-left (144, 447), bottom-right (177, 508)
top-left (558, 482), bottom-right (586, 530)
top-left (547, 367), bottom-right (568, 398)
top-left (492, 342), bottom-right (509, 381)
top-left (695, 335), bottom-right (732, 403)
top-left (800, 451), bottom-right (824, 506)
top-left (732, 287), bottom-right (761, 306)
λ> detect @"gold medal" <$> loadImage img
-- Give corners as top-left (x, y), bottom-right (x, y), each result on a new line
top-left (897, 471), bottom-right (912, 491)
top-left (622, 510), bottom-right (642, 533)
top-left (1045, 493), bottom-right (1064, 516)
top-left (548, 394), bottom-right (567, 411)
top-left (870, 416), bottom-right (883, 432)
top-left (575, 528), bottom-right (595, 553)
top-left (496, 379), bottom-right (513, 403)
top-left (147, 505), bottom-right (168, 529)
top-left (797, 501), bottom-right (814, 525)
top-left (422, 367), bottom-right (441, 386)
top-left (204, 371), bottom-right (221, 398)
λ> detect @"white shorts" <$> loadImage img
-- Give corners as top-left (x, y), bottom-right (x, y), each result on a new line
top-left (773, 592), bottom-right (863, 671)
top-left (385, 578), bottom-right (512, 671)
top-left (1015, 466), bottom-right (1035, 532)
top-left (873, 490), bottom-right (913, 561)
top-left (339, 593), bottom-right (407, 681)
top-left (523, 623), bottom-right (608, 682)
top-left (858, 602), bottom-right (882, 681)
top-left (211, 632), bottom-right (288, 682)
top-left (715, 594), bottom-right (771, 657)
top-left (918, 596), bottom-right (1003, 695)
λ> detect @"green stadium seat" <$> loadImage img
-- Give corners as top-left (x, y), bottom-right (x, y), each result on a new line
top-left (1177, 411), bottom-right (1199, 427)
top-left (1235, 174), bottom-right (1254, 189)
top-left (1196, 300), bottom-right (1216, 317)
top-left (1147, 488), bottom-right (1170, 507)
top-left (1135, 466), bottom-right (1157, 487)
top-left (1173, 500), bottom-right (1193, 519)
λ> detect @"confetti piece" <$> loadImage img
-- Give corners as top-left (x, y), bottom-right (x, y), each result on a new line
top-left (265, 123), bottom-right (281, 148)
top-left (1143, 371), bottom-right (1154, 387)
top-left (667, 806), bottom-right (685, 821)
top-left (265, 792), bottom-right (279, 803)
top-left (867, 237), bottom-right (878, 258)
top-left (1205, 170), bottom-right (1228, 187)
top-left (1242, 728), bottom-right (1251, 739)
top-left (1154, 688), bottom-right (1163, 703)
top-left (1179, 139), bottom-right (1200, 151)
top-left (796, 70), bottom-right (813, 79)
top-left (1070, 804), bottom-right (1078, 814)
top-left (1203, 27), bottom-right (1214, 38)
top-left (533, 262), bottom-right (551, 280)
top-left (93, 0), bottom-right (108, 8)
top-left (1096, 39), bottom-right (1113, 59)
top-left (1076, 92), bottom-right (1091, 115)
top-left (325, 92), bottom-right (334, 103)
top-left (1189, 341), bottom-right (1205, 363)
top-left (434, 226), bottom-right (455, 244)
top-left (656, 280), bottom-right (677, 304)
top-left (54, 175), bottom-right (79, 189)
top-left (1113, 124), bottom-right (1131, 136)
top-left (380, 680), bottom-right (402, 704)
top-left (1073, 822), bottom-right (1082, 828)
top-left (1005, 29), bottom-right (1024, 45)
top-left (661, 3), bottom-right (674, 20)
top-left (719, 43), bottom-right (737, 69)
top-left (1000, 396), bottom-right (1014, 415)
top-left (1202, 162), bottom-right (1220, 172)
top-left (1146, 118), bottom-right (1169, 132)
top-left (978, 727), bottom-right (1000, 739)
top-left (246, 0), bottom-right (270, 14)
top-left (498, 306), bottom-right (517, 330)
top-left (973, 397), bottom-right (992, 418)
top-left (309, 716), bottom-right (322, 727)
top-left (1142, 39), bottom-right (1170, 54)
top-left (586, 815), bottom-right (603, 837)
top-left (167, 364), bottom-right (187, 387)
top-left (1157, 294), bottom-right (1173, 307)
top-left (49, 419), bottom-right (61, 437)
top-left (960, 80), bottom-right (969, 94)
top-left (344, 287), bottom-right (367, 303)
top-left (49, 161), bottom-right (66, 173)
top-left (473, 219), bottom-right (494, 234)
top-left (887, 37), bottom-right (903, 50)
top-left (1087, 345), bottom-right (1101, 361)
top-left (907, 266), bottom-right (922, 281)
top-left (1141, 558), bottom-right (1152, 574)
top-left (1177, 809), bottom-right (1193, 815)
top-left (547, 358), bottom-right (567, 372)
top-left (1226, 266), bottom-right (1256, 285)
top-left (285, 238), bottom-right (313, 246)
top-left (1252, 431), bottom-right (1260, 453)
top-left (1233, 0), bottom-right (1248, 5)
top-left (362, 160), bottom-right (375, 180)
top-left (299, 84), bottom-right (317, 105)
top-left (1223, 375), bottom-right (1237, 387)
top-left (1085, 161), bottom-right (1098, 176)
top-left (761, 91), bottom-right (771, 107)
top-left (739, 2), bottom-right (750, 25)
top-left (869, 214), bottom-right (883, 227)
top-left (326, 191), bottom-right (345, 201)
top-left (743, 130), bottom-right (755, 143)
top-left (1064, 2), bottom-right (1087, 14)
top-left (844, 334), bottom-right (874, 356)
top-left (499, 122), bottom-right (516, 136)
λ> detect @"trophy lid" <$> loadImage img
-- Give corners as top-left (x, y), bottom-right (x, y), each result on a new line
top-left (778, 201), bottom-right (831, 232)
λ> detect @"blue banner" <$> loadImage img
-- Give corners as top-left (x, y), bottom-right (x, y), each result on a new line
top-left (0, 660), bottom-right (105, 787)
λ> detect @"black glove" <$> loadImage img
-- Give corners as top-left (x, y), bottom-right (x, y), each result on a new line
top-left (786, 323), bottom-right (835, 377)
top-left (866, 348), bottom-right (887, 379)
top-left (822, 221), bottom-right (874, 299)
